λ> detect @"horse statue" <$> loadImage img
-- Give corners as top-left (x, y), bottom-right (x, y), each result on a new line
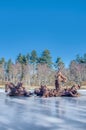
top-left (5, 82), bottom-right (32, 97)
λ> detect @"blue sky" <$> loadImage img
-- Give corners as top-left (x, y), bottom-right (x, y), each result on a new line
top-left (0, 0), bottom-right (86, 66)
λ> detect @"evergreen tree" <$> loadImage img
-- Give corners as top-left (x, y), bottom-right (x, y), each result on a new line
top-left (16, 53), bottom-right (28, 81)
top-left (6, 59), bottom-right (13, 81)
top-left (38, 49), bottom-right (52, 67)
top-left (83, 53), bottom-right (86, 63)
top-left (0, 57), bottom-right (5, 64)
top-left (76, 53), bottom-right (86, 63)
top-left (30, 50), bottom-right (38, 64)
top-left (26, 53), bottom-right (30, 64)
top-left (6, 59), bottom-right (13, 73)
top-left (55, 57), bottom-right (65, 70)
top-left (16, 53), bottom-right (28, 65)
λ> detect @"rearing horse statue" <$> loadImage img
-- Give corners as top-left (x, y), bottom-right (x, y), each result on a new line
top-left (5, 82), bottom-right (31, 97)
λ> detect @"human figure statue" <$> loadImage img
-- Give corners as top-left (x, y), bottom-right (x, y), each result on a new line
top-left (55, 69), bottom-right (67, 90)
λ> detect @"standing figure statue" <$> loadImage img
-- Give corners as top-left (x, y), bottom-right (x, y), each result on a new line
top-left (55, 70), bottom-right (67, 90)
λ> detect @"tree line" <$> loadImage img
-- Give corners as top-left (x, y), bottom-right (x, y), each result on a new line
top-left (0, 49), bottom-right (86, 87)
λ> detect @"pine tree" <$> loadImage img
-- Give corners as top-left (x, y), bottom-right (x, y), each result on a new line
top-left (38, 49), bottom-right (52, 67)
top-left (55, 57), bottom-right (65, 70)
top-left (30, 50), bottom-right (38, 64)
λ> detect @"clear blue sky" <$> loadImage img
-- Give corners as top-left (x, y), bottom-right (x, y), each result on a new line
top-left (0, 0), bottom-right (86, 66)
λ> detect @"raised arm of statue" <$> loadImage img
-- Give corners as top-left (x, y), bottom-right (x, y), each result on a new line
top-left (60, 72), bottom-right (67, 82)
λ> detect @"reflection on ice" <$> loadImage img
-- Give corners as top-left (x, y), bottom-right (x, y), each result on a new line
top-left (0, 90), bottom-right (86, 130)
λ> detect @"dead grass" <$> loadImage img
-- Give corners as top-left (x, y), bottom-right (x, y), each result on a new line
top-left (0, 84), bottom-right (86, 89)
top-left (25, 85), bottom-right (86, 90)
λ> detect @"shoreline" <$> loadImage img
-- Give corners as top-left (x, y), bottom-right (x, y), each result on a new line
top-left (0, 85), bottom-right (86, 89)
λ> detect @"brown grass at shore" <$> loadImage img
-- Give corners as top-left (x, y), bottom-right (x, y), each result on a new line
top-left (0, 85), bottom-right (86, 89)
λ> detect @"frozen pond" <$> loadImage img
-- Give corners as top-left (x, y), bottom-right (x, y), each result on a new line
top-left (0, 89), bottom-right (86, 130)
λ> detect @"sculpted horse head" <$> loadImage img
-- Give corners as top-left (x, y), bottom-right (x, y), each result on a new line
top-left (5, 82), bottom-right (15, 93)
